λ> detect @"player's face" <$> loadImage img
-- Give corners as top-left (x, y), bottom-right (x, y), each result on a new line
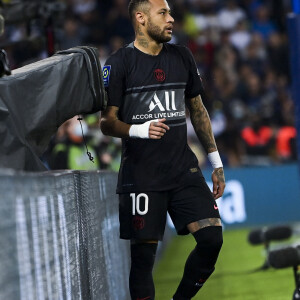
top-left (146, 0), bottom-right (174, 43)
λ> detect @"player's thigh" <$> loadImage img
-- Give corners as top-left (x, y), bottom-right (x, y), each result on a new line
top-left (168, 179), bottom-right (221, 235)
top-left (119, 191), bottom-right (169, 240)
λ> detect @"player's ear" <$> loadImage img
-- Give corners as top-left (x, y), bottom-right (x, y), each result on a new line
top-left (135, 11), bottom-right (146, 26)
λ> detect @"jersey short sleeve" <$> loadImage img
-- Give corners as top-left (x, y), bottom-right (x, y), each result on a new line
top-left (103, 51), bottom-right (126, 107)
top-left (182, 46), bottom-right (204, 99)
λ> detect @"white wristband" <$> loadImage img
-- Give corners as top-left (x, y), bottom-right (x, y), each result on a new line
top-left (129, 119), bottom-right (158, 139)
top-left (208, 151), bottom-right (223, 169)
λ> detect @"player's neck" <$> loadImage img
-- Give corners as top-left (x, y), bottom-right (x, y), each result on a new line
top-left (134, 33), bottom-right (163, 56)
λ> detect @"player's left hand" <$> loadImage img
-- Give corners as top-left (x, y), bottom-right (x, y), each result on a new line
top-left (211, 167), bottom-right (225, 199)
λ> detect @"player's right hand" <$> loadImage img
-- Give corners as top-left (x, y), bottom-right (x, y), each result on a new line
top-left (149, 118), bottom-right (170, 139)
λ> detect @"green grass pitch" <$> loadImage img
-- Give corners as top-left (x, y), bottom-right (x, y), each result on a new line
top-left (154, 228), bottom-right (296, 300)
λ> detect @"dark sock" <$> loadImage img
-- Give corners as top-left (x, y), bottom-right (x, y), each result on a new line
top-left (129, 242), bottom-right (158, 300)
top-left (173, 226), bottom-right (223, 299)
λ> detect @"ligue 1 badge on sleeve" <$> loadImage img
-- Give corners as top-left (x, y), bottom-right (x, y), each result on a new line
top-left (102, 65), bottom-right (111, 87)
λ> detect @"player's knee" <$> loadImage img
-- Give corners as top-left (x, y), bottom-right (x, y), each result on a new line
top-left (193, 226), bottom-right (223, 257)
top-left (130, 242), bottom-right (158, 272)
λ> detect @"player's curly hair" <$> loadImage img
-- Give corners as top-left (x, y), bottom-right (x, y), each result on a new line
top-left (128, 0), bottom-right (151, 22)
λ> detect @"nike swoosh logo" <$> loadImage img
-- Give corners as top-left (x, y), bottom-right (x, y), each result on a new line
top-left (214, 205), bottom-right (218, 210)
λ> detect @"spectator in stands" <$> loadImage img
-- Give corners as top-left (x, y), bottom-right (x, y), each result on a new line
top-left (267, 32), bottom-right (289, 77)
top-left (242, 36), bottom-right (266, 77)
top-left (72, 0), bottom-right (97, 16)
top-left (242, 71), bottom-right (263, 110)
top-left (241, 113), bottom-right (275, 164)
top-left (252, 4), bottom-right (277, 40)
top-left (229, 19), bottom-right (251, 53)
top-left (276, 124), bottom-right (297, 162)
top-left (97, 136), bottom-right (121, 172)
top-left (57, 17), bottom-right (84, 50)
top-left (106, 0), bottom-right (135, 43)
top-left (48, 117), bottom-right (100, 170)
top-left (218, 0), bottom-right (246, 31)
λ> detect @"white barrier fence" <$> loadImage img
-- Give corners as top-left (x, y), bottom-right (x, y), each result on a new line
top-left (0, 169), bottom-right (130, 300)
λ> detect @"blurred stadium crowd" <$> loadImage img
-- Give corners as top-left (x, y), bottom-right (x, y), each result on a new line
top-left (1, 0), bottom-right (297, 170)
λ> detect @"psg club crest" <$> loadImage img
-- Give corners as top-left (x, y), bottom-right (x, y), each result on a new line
top-left (132, 216), bottom-right (145, 230)
top-left (154, 69), bottom-right (166, 82)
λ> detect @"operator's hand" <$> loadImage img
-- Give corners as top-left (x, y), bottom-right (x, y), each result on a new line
top-left (149, 118), bottom-right (170, 139)
top-left (211, 167), bottom-right (225, 199)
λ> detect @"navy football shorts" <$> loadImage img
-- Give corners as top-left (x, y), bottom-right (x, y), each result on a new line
top-left (119, 173), bottom-right (221, 240)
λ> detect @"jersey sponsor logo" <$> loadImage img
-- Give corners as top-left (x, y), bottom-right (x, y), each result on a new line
top-left (132, 110), bottom-right (185, 120)
top-left (148, 91), bottom-right (177, 112)
top-left (102, 65), bottom-right (111, 87)
top-left (130, 90), bottom-right (186, 121)
top-left (154, 68), bottom-right (165, 82)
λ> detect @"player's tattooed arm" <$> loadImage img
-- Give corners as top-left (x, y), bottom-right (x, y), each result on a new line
top-left (186, 95), bottom-right (225, 199)
top-left (185, 95), bottom-right (217, 153)
top-left (100, 105), bottom-right (131, 138)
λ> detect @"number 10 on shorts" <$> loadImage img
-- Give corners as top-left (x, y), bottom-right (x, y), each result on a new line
top-left (130, 193), bottom-right (149, 215)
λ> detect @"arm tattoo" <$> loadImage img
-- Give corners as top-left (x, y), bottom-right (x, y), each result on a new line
top-left (214, 167), bottom-right (225, 183)
top-left (186, 95), bottom-right (217, 153)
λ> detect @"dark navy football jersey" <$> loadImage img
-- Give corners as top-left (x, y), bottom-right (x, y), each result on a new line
top-left (104, 42), bottom-right (204, 193)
